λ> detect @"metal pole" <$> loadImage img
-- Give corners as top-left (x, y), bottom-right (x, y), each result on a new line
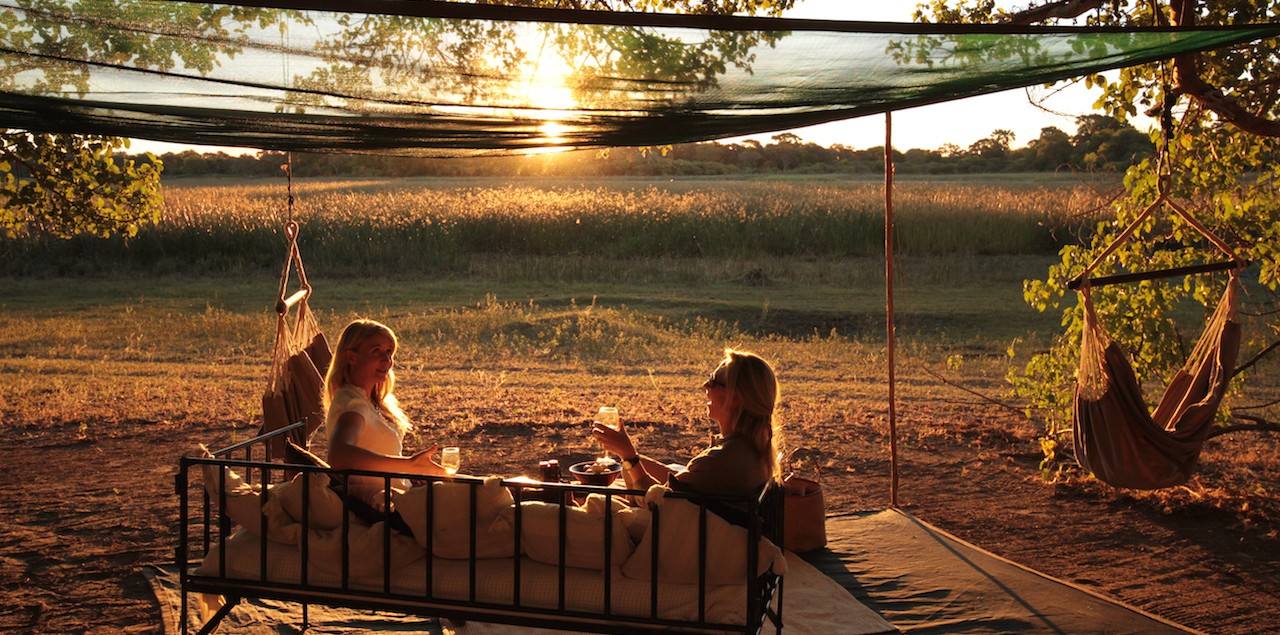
top-left (884, 113), bottom-right (899, 508)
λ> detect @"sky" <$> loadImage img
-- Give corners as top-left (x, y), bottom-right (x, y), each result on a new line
top-left (730, 0), bottom-right (1117, 151)
top-left (128, 0), bottom-right (1122, 156)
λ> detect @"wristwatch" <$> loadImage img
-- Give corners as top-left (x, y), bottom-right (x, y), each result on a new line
top-left (622, 455), bottom-right (641, 471)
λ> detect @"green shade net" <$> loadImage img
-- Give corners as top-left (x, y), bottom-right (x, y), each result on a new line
top-left (2, 0), bottom-right (1278, 156)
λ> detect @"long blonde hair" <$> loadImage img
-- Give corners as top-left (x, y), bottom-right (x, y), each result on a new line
top-left (719, 348), bottom-right (782, 481)
top-left (323, 319), bottom-right (411, 434)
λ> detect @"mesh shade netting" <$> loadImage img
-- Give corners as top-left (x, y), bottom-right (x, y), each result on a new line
top-left (1, 0), bottom-right (1278, 155)
top-left (1072, 274), bottom-right (1242, 490)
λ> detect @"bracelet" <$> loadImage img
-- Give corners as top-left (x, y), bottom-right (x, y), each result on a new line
top-left (622, 455), bottom-right (641, 470)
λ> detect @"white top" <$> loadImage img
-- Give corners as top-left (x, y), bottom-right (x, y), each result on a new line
top-left (326, 384), bottom-right (410, 492)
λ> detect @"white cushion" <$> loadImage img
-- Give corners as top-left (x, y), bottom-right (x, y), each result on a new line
top-left (517, 493), bottom-right (637, 570)
top-left (621, 485), bottom-right (786, 584)
top-left (196, 447), bottom-right (299, 545)
top-left (272, 471), bottom-right (345, 531)
top-left (392, 477), bottom-right (516, 559)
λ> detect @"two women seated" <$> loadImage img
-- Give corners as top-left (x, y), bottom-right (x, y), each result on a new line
top-left (322, 318), bottom-right (782, 505)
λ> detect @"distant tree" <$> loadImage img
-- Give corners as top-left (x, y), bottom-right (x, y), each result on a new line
top-left (967, 129), bottom-right (1015, 159)
top-left (1025, 126), bottom-right (1073, 170)
top-left (938, 143), bottom-right (964, 158)
top-left (1087, 129), bottom-right (1153, 170)
top-left (1070, 114), bottom-right (1153, 169)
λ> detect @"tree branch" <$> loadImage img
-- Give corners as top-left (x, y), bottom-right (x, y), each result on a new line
top-left (999, 0), bottom-right (1104, 25)
top-left (1168, 0), bottom-right (1280, 137)
top-left (1234, 396), bottom-right (1280, 411)
top-left (1007, 0), bottom-right (1280, 137)
top-left (922, 365), bottom-right (1044, 425)
top-left (1209, 414), bottom-right (1280, 438)
top-left (1233, 338), bottom-right (1280, 379)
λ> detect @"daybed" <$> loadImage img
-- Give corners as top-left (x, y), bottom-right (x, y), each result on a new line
top-left (176, 424), bottom-right (787, 634)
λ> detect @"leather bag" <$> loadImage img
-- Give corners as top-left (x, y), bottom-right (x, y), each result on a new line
top-left (782, 473), bottom-right (826, 552)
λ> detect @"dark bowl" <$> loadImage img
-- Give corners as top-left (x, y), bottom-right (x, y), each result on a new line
top-left (568, 460), bottom-right (622, 486)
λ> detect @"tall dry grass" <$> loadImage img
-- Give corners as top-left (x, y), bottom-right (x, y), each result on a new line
top-left (1, 176), bottom-right (1114, 277)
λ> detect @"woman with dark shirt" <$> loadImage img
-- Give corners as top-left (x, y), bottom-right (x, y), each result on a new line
top-left (592, 349), bottom-right (782, 499)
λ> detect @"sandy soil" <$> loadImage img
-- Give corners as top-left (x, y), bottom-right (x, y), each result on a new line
top-left (1, 406), bottom-right (1277, 634)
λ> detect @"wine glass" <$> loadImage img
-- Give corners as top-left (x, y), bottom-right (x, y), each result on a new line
top-left (595, 407), bottom-right (619, 461)
top-left (441, 446), bottom-right (461, 475)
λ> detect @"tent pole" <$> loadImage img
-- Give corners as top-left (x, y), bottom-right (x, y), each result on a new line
top-left (884, 112), bottom-right (899, 508)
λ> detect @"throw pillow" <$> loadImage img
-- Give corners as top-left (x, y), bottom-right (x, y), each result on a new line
top-left (304, 518), bottom-right (428, 580)
top-left (272, 471), bottom-right (345, 531)
top-left (517, 493), bottom-right (637, 570)
top-left (620, 485), bottom-right (786, 584)
top-left (195, 445), bottom-right (300, 545)
top-left (393, 476), bottom-right (516, 559)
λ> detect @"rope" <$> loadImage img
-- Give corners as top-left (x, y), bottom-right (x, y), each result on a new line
top-left (286, 152), bottom-right (295, 222)
top-left (275, 154), bottom-right (311, 317)
top-left (1072, 75), bottom-right (1244, 289)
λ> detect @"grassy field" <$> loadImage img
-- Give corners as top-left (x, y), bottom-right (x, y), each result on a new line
top-left (1, 173), bottom-right (1112, 277)
top-left (0, 254), bottom-right (1060, 431)
top-left (7, 173), bottom-right (1274, 417)
top-left (11, 172), bottom-right (1272, 447)
top-left (1, 174), bottom-right (1098, 441)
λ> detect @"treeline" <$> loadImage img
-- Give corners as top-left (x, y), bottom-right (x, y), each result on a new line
top-left (141, 115), bottom-right (1155, 178)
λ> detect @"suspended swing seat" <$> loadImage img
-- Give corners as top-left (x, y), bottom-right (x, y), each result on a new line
top-left (259, 220), bottom-right (331, 460)
top-left (1069, 193), bottom-right (1246, 490)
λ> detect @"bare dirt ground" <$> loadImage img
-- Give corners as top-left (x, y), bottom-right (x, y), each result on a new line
top-left (1, 404), bottom-right (1277, 634)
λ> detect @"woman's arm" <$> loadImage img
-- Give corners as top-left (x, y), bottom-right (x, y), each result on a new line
top-left (590, 420), bottom-right (675, 489)
top-left (328, 411), bottom-right (445, 476)
top-left (623, 454), bottom-right (674, 490)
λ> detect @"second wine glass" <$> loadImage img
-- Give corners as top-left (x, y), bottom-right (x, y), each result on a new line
top-left (441, 446), bottom-right (461, 475)
top-left (595, 407), bottom-right (619, 460)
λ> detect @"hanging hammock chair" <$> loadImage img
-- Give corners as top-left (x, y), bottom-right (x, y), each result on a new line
top-left (1069, 193), bottom-right (1246, 490)
top-left (260, 220), bottom-right (331, 460)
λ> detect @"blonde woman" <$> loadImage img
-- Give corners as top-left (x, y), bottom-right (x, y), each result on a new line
top-left (323, 319), bottom-right (446, 496)
top-left (593, 349), bottom-right (782, 499)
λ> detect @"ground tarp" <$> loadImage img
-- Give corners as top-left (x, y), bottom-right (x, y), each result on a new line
top-left (148, 509), bottom-right (1205, 634)
top-left (146, 550), bottom-right (895, 634)
top-left (806, 509), bottom-right (1200, 635)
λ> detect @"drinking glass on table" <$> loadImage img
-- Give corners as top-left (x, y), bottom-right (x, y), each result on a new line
top-left (595, 407), bottom-right (620, 460)
top-left (440, 446), bottom-right (461, 475)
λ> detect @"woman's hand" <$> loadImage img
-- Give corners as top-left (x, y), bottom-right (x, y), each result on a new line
top-left (406, 444), bottom-right (443, 475)
top-left (591, 420), bottom-right (637, 459)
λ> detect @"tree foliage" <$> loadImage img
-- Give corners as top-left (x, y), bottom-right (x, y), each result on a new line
top-left (0, 0), bottom-right (281, 238)
top-left (1, 134), bottom-right (162, 239)
top-left (921, 0), bottom-right (1280, 460)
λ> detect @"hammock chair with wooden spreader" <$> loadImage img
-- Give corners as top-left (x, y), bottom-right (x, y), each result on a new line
top-left (1068, 185), bottom-right (1246, 490)
top-left (260, 219), bottom-right (332, 460)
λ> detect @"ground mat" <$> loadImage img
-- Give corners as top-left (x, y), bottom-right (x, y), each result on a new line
top-left (805, 509), bottom-right (1202, 634)
top-left (147, 550), bottom-right (894, 634)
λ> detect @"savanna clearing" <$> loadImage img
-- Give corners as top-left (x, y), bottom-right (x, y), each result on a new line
top-left (1, 175), bottom-right (1277, 634)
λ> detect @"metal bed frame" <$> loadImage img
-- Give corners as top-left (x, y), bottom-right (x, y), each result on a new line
top-left (176, 423), bottom-right (785, 634)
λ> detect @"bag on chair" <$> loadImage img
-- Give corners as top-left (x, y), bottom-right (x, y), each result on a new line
top-left (781, 447), bottom-right (827, 552)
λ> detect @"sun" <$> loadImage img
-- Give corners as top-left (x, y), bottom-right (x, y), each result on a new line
top-left (516, 37), bottom-right (579, 151)
top-left (523, 78), bottom-right (576, 114)
top-left (537, 120), bottom-right (569, 144)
